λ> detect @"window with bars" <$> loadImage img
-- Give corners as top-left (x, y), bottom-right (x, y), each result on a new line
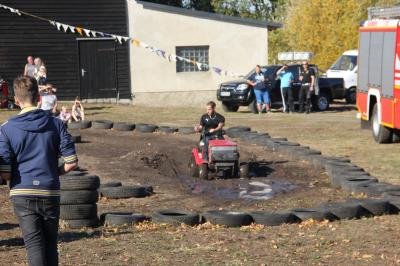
top-left (176, 46), bottom-right (209, 73)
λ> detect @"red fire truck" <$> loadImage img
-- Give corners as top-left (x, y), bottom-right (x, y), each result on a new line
top-left (357, 7), bottom-right (400, 143)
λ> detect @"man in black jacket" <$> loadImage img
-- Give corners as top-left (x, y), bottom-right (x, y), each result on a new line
top-left (299, 61), bottom-right (316, 114)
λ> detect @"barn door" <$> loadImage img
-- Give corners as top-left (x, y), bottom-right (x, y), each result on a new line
top-left (78, 40), bottom-right (117, 99)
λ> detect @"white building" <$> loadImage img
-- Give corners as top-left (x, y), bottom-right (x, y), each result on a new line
top-left (128, 0), bottom-right (281, 106)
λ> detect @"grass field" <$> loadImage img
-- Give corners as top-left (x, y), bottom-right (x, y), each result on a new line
top-left (1, 102), bottom-right (400, 265)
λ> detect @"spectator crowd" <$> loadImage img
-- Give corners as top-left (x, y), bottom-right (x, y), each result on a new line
top-left (23, 55), bottom-right (85, 124)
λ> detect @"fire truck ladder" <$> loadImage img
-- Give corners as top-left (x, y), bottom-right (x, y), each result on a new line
top-left (368, 6), bottom-right (400, 19)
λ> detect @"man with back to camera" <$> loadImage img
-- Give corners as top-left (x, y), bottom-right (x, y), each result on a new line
top-left (298, 61), bottom-right (316, 114)
top-left (195, 101), bottom-right (225, 161)
top-left (276, 64), bottom-right (295, 113)
top-left (246, 65), bottom-right (270, 114)
top-left (0, 76), bottom-right (78, 266)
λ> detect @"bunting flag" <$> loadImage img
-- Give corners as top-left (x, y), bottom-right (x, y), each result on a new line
top-left (212, 67), bottom-right (222, 75)
top-left (75, 27), bottom-right (83, 36)
top-left (0, 3), bottom-right (242, 79)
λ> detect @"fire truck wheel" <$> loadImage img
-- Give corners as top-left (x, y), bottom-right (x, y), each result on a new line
top-left (199, 163), bottom-right (209, 180)
top-left (188, 155), bottom-right (199, 177)
top-left (372, 104), bottom-right (392, 143)
top-left (392, 129), bottom-right (400, 143)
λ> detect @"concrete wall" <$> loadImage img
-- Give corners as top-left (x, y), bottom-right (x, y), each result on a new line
top-left (127, 0), bottom-right (269, 107)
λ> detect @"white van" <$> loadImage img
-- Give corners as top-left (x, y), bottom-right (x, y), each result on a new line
top-left (326, 50), bottom-right (358, 103)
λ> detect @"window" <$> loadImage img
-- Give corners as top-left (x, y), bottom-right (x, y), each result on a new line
top-left (176, 46), bottom-right (209, 73)
top-left (330, 55), bottom-right (357, 71)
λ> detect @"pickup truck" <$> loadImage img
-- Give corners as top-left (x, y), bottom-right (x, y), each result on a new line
top-left (216, 64), bottom-right (345, 113)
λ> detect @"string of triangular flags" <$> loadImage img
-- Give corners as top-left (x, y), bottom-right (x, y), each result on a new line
top-left (0, 3), bottom-right (242, 78)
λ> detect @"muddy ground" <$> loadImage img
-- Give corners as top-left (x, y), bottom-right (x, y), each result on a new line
top-left (0, 129), bottom-right (398, 265)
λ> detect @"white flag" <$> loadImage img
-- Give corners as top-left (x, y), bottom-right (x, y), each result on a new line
top-left (69, 26), bottom-right (75, 33)
top-left (49, 20), bottom-right (56, 27)
top-left (83, 29), bottom-right (91, 37)
top-left (61, 24), bottom-right (69, 33)
top-left (56, 22), bottom-right (62, 31)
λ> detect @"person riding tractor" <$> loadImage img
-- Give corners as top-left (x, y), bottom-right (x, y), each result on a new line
top-left (194, 101), bottom-right (225, 161)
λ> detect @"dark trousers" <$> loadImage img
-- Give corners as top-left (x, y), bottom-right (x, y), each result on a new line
top-left (299, 85), bottom-right (312, 113)
top-left (12, 197), bottom-right (60, 266)
top-left (282, 87), bottom-right (294, 112)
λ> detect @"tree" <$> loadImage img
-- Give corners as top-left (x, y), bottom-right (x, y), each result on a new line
top-left (280, 0), bottom-right (399, 70)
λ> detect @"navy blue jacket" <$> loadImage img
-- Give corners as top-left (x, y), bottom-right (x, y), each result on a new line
top-left (0, 107), bottom-right (78, 197)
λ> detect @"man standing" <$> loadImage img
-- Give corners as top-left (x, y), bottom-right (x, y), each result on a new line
top-left (298, 61), bottom-right (315, 114)
top-left (195, 101), bottom-right (225, 162)
top-left (23, 56), bottom-right (36, 78)
top-left (0, 76), bottom-right (78, 266)
top-left (247, 65), bottom-right (270, 114)
top-left (276, 64), bottom-right (294, 113)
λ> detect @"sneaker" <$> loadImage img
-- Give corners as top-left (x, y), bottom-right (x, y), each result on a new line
top-left (258, 111), bottom-right (262, 115)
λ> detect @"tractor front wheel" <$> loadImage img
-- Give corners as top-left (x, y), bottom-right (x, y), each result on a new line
top-left (199, 163), bottom-right (209, 180)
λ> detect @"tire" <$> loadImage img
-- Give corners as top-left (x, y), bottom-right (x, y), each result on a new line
top-left (202, 210), bottom-right (253, 227)
top-left (71, 134), bottom-right (81, 143)
top-left (340, 176), bottom-right (378, 193)
top-left (372, 104), bottom-right (392, 143)
top-left (250, 211), bottom-right (300, 226)
top-left (199, 164), bottom-right (208, 180)
top-left (99, 181), bottom-right (122, 188)
top-left (104, 212), bottom-right (149, 226)
top-left (392, 129), bottom-right (400, 143)
top-left (136, 124), bottom-right (157, 133)
top-left (113, 123), bottom-right (135, 131)
top-left (80, 120), bottom-right (92, 129)
top-left (188, 155), bottom-right (199, 177)
top-left (312, 156), bottom-right (351, 169)
top-left (153, 210), bottom-right (200, 226)
top-left (248, 98), bottom-right (258, 114)
top-left (159, 126), bottom-right (178, 133)
top-left (320, 202), bottom-right (369, 220)
top-left (345, 89), bottom-right (356, 104)
top-left (99, 185), bottom-right (149, 199)
top-left (313, 93), bottom-right (330, 111)
top-left (60, 204), bottom-right (97, 220)
top-left (178, 127), bottom-right (195, 134)
top-left (290, 208), bottom-right (337, 222)
top-left (382, 190), bottom-right (400, 200)
top-left (331, 172), bottom-right (372, 188)
top-left (222, 102), bottom-right (239, 112)
top-left (239, 163), bottom-right (249, 178)
top-left (60, 190), bottom-right (99, 205)
top-left (64, 170), bottom-right (87, 176)
top-left (226, 126), bottom-right (251, 133)
top-left (92, 120), bottom-right (113, 129)
top-left (352, 182), bottom-right (400, 197)
top-left (60, 175), bottom-right (100, 191)
top-left (68, 122), bottom-right (81, 130)
top-left (347, 199), bottom-right (393, 216)
top-left (64, 218), bottom-right (99, 229)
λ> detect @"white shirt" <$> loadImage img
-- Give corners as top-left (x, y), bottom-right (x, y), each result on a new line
top-left (41, 94), bottom-right (57, 111)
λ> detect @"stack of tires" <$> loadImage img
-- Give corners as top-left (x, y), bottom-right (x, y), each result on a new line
top-left (60, 174), bottom-right (100, 229)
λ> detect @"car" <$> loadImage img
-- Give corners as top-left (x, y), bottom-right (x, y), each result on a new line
top-left (216, 64), bottom-right (345, 113)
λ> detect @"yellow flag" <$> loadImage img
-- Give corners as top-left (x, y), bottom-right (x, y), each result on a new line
top-left (75, 27), bottom-right (83, 36)
top-left (132, 39), bottom-right (140, 46)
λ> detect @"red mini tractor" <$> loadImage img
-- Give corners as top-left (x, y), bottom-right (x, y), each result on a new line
top-left (188, 131), bottom-right (248, 179)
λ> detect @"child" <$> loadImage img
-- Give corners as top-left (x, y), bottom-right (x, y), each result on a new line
top-left (58, 106), bottom-right (72, 124)
top-left (72, 97), bottom-right (85, 121)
